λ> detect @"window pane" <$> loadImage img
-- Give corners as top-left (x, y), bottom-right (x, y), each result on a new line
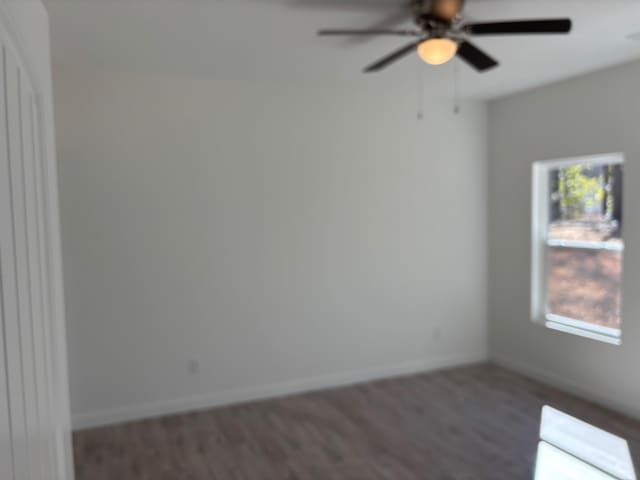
top-left (548, 163), bottom-right (623, 245)
top-left (546, 247), bottom-right (622, 329)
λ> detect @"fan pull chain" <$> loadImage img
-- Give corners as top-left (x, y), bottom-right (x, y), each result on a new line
top-left (453, 58), bottom-right (461, 115)
top-left (417, 61), bottom-right (424, 120)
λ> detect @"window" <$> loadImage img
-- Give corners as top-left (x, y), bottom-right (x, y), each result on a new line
top-left (531, 154), bottom-right (624, 345)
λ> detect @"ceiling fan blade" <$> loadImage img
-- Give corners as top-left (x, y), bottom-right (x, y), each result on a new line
top-left (364, 41), bottom-right (421, 72)
top-left (430, 0), bottom-right (465, 22)
top-left (338, 7), bottom-right (414, 45)
top-left (371, 7), bottom-right (414, 30)
top-left (464, 19), bottom-right (572, 35)
top-left (318, 29), bottom-right (419, 36)
top-left (316, 1), bottom-right (414, 44)
top-left (292, 0), bottom-right (410, 9)
top-left (456, 40), bottom-right (498, 72)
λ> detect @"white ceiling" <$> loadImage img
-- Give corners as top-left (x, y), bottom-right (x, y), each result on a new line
top-left (44, 0), bottom-right (640, 99)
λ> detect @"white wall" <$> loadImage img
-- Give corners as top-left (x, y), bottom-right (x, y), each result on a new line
top-left (53, 67), bottom-right (488, 429)
top-left (488, 60), bottom-right (640, 418)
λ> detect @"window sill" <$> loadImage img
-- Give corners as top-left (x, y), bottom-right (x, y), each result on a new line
top-left (546, 238), bottom-right (624, 252)
top-left (542, 314), bottom-right (621, 346)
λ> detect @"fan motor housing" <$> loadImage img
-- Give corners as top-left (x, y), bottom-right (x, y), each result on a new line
top-left (411, 0), bottom-right (464, 26)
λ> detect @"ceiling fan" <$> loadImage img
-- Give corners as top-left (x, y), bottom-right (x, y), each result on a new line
top-left (317, 0), bottom-right (572, 73)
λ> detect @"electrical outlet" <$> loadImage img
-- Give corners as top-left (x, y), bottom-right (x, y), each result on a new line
top-left (432, 325), bottom-right (442, 342)
top-left (188, 359), bottom-right (200, 375)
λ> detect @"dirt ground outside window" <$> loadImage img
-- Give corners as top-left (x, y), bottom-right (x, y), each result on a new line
top-left (546, 237), bottom-right (622, 329)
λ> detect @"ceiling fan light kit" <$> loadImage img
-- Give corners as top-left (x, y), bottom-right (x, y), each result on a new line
top-left (417, 38), bottom-right (458, 65)
top-left (318, 0), bottom-right (572, 73)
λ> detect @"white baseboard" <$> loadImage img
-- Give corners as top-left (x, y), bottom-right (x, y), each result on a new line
top-left (72, 351), bottom-right (486, 430)
top-left (491, 352), bottom-right (640, 420)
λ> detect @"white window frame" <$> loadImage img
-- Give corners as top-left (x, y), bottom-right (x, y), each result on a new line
top-left (531, 153), bottom-right (624, 345)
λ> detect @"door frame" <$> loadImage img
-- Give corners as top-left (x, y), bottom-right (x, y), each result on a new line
top-left (0, 1), bottom-right (73, 478)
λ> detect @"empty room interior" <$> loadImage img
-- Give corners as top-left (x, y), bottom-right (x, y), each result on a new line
top-left (2, 0), bottom-right (640, 478)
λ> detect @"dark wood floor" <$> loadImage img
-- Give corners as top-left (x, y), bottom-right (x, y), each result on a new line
top-left (73, 363), bottom-right (640, 480)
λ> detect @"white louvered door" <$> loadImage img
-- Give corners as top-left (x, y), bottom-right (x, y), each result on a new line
top-left (0, 4), bottom-right (72, 479)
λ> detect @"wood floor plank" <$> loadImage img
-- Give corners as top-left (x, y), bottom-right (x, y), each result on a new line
top-left (73, 364), bottom-right (640, 479)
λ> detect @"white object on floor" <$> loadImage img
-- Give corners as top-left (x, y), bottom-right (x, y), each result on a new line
top-left (540, 406), bottom-right (636, 480)
top-left (535, 441), bottom-right (618, 480)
